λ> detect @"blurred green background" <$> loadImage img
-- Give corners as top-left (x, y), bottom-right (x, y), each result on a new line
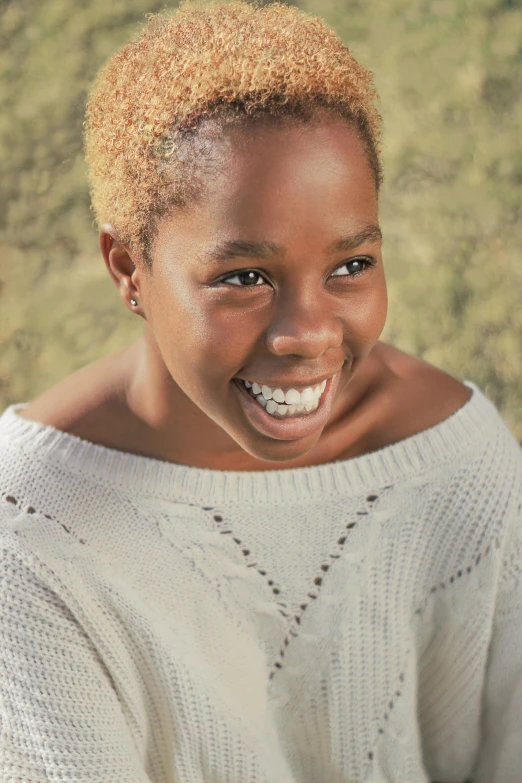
top-left (1, 0), bottom-right (521, 441)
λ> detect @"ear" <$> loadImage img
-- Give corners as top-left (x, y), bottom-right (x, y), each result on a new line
top-left (99, 224), bottom-right (141, 314)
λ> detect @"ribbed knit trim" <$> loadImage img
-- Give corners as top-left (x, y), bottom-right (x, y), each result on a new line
top-left (0, 381), bottom-right (502, 504)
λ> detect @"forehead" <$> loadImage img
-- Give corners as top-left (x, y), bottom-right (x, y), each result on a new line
top-left (155, 116), bottom-right (378, 256)
top-left (201, 118), bottom-right (370, 207)
top-left (195, 113), bottom-right (374, 191)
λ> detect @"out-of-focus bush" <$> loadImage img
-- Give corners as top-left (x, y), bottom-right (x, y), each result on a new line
top-left (1, 0), bottom-right (520, 441)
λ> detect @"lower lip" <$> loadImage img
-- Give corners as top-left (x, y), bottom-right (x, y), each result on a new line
top-left (231, 371), bottom-right (342, 441)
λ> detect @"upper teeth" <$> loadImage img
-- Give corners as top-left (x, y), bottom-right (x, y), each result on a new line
top-left (244, 378), bottom-right (326, 405)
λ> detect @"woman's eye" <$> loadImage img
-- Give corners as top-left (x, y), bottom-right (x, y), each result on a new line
top-left (219, 258), bottom-right (374, 287)
top-left (331, 257), bottom-right (374, 277)
top-left (221, 270), bottom-right (266, 287)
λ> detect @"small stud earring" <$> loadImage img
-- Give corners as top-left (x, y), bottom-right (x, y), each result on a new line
top-left (130, 298), bottom-right (138, 307)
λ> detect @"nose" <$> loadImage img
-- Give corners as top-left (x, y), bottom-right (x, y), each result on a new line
top-left (265, 289), bottom-right (343, 359)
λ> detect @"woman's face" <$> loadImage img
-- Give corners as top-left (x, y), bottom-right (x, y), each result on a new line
top-left (125, 114), bottom-right (387, 465)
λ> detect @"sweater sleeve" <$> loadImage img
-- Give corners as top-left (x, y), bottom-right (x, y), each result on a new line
top-left (469, 497), bottom-right (522, 783)
top-left (0, 542), bottom-right (152, 783)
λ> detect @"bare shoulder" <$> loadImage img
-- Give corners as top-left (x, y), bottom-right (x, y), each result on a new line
top-left (329, 341), bottom-right (474, 461)
top-left (375, 342), bottom-right (473, 432)
top-left (17, 343), bottom-right (135, 439)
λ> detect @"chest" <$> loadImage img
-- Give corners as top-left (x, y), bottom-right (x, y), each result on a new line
top-left (88, 487), bottom-right (488, 783)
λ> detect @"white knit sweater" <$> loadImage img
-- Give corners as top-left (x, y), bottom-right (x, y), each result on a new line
top-left (1, 379), bottom-right (521, 783)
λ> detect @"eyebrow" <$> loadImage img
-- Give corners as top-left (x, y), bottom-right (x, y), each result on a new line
top-left (202, 224), bottom-right (382, 264)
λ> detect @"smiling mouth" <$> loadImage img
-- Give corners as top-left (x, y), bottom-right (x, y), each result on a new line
top-left (236, 377), bottom-right (328, 418)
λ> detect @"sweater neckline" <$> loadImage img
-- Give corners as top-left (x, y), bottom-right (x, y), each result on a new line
top-left (0, 381), bottom-right (497, 503)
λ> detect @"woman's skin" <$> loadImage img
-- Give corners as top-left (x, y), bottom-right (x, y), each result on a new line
top-left (20, 110), bottom-right (471, 470)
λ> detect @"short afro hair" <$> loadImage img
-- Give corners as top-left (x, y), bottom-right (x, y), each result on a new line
top-left (84, 0), bottom-right (383, 268)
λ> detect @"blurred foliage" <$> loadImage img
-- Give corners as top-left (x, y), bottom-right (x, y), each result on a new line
top-left (0, 0), bottom-right (521, 441)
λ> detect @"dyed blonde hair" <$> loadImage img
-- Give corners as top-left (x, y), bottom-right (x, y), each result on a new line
top-left (84, 0), bottom-right (383, 268)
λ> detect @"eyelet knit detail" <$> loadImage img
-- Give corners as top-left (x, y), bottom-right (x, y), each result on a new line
top-left (200, 494), bottom-right (395, 681)
top-left (412, 537), bottom-right (501, 614)
top-left (207, 507), bottom-right (290, 619)
top-left (1, 492), bottom-right (87, 544)
top-left (367, 658), bottom-right (410, 766)
top-left (268, 490), bottom-right (390, 679)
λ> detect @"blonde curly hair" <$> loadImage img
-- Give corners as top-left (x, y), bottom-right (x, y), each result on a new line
top-left (84, 0), bottom-right (383, 268)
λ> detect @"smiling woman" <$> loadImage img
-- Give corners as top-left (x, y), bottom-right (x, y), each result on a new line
top-left (0, 2), bottom-right (521, 782)
top-left (93, 112), bottom-right (394, 467)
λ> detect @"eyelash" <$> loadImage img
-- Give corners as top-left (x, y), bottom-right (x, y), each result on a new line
top-left (219, 257), bottom-right (376, 288)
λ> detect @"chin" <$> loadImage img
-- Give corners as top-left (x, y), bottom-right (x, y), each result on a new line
top-left (236, 431), bottom-right (322, 466)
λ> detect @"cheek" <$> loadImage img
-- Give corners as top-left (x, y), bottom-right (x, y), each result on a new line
top-left (364, 281), bottom-right (388, 334)
top-left (194, 305), bottom-right (263, 369)
top-left (155, 285), bottom-right (260, 379)
top-left (339, 277), bottom-right (388, 345)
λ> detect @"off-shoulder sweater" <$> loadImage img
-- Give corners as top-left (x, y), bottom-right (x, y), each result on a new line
top-left (0, 380), bottom-right (521, 783)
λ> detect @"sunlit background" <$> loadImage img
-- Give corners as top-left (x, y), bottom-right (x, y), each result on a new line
top-left (1, 0), bottom-right (521, 441)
